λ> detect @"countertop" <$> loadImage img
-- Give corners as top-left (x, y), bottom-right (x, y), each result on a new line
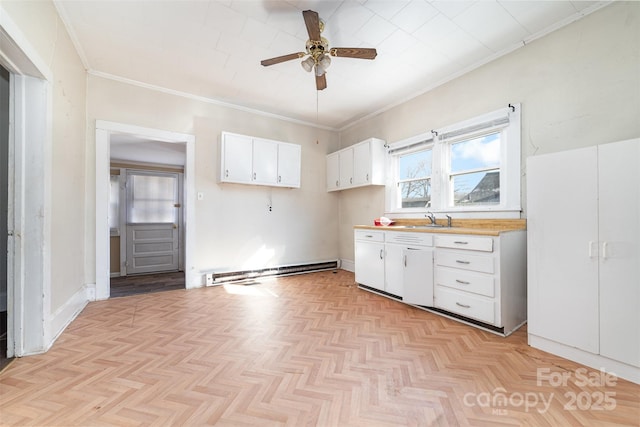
top-left (354, 218), bottom-right (526, 236)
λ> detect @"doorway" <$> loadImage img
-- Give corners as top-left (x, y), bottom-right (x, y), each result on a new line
top-left (108, 135), bottom-right (186, 297)
top-left (95, 121), bottom-right (196, 301)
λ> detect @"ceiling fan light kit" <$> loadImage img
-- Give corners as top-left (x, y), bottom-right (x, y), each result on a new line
top-left (261, 10), bottom-right (377, 90)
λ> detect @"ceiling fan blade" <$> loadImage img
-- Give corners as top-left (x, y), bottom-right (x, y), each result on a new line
top-left (303, 10), bottom-right (321, 41)
top-left (261, 52), bottom-right (305, 67)
top-left (330, 47), bottom-right (377, 60)
top-left (315, 74), bottom-right (327, 91)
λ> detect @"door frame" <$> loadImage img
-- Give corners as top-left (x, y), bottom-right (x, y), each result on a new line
top-left (0, 6), bottom-right (53, 357)
top-left (95, 121), bottom-right (196, 300)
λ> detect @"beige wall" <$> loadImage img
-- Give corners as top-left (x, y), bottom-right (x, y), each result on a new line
top-left (86, 76), bottom-right (340, 279)
top-left (2, 0), bottom-right (87, 312)
top-left (335, 2), bottom-right (640, 262)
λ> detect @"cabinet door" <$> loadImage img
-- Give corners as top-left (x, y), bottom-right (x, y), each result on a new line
top-left (598, 139), bottom-right (640, 367)
top-left (339, 148), bottom-right (354, 188)
top-left (384, 244), bottom-right (404, 297)
top-left (355, 241), bottom-right (385, 291)
top-left (277, 143), bottom-right (301, 187)
top-left (403, 247), bottom-right (434, 306)
top-left (326, 152), bottom-right (340, 191)
top-left (252, 138), bottom-right (278, 185)
top-left (353, 141), bottom-right (371, 186)
top-left (221, 133), bottom-right (253, 183)
top-left (527, 147), bottom-right (599, 354)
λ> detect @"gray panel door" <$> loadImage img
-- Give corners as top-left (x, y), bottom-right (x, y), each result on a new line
top-left (125, 171), bottom-right (181, 275)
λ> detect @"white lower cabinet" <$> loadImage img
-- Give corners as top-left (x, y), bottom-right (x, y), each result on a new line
top-left (433, 231), bottom-right (526, 335)
top-left (385, 232), bottom-right (434, 303)
top-left (527, 138), bottom-right (640, 384)
top-left (355, 228), bottom-right (526, 336)
top-left (354, 230), bottom-right (433, 302)
top-left (354, 230), bottom-right (385, 291)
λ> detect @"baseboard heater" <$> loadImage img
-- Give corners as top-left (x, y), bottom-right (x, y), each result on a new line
top-left (207, 260), bottom-right (339, 285)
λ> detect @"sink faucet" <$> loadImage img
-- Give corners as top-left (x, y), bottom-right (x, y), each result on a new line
top-left (426, 211), bottom-right (436, 225)
top-left (446, 214), bottom-right (452, 228)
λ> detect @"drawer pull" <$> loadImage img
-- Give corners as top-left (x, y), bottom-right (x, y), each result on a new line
top-left (456, 302), bottom-right (471, 309)
top-left (365, 235), bottom-right (373, 238)
top-left (454, 241), bottom-right (468, 244)
top-left (456, 260), bottom-right (471, 264)
top-left (379, 249), bottom-right (384, 260)
top-left (455, 279), bottom-right (470, 285)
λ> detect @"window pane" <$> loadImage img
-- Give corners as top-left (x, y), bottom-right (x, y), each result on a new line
top-left (452, 171), bottom-right (500, 206)
top-left (109, 175), bottom-right (119, 231)
top-left (400, 179), bottom-right (431, 208)
top-left (399, 150), bottom-right (431, 180)
top-left (451, 133), bottom-right (500, 173)
top-left (130, 175), bottom-right (176, 223)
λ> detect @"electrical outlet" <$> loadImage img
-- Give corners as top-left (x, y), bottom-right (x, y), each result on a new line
top-left (205, 273), bottom-right (214, 286)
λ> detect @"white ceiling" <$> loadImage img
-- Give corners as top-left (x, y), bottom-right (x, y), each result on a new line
top-left (56, 0), bottom-right (609, 130)
top-left (110, 133), bottom-right (186, 166)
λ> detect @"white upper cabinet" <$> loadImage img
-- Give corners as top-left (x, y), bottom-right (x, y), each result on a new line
top-left (252, 138), bottom-right (278, 185)
top-left (277, 143), bottom-right (301, 187)
top-left (326, 152), bottom-right (340, 191)
top-left (219, 132), bottom-right (301, 188)
top-left (221, 133), bottom-right (253, 183)
top-left (326, 138), bottom-right (386, 192)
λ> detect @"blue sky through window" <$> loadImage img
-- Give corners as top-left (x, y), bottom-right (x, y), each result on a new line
top-left (451, 133), bottom-right (500, 172)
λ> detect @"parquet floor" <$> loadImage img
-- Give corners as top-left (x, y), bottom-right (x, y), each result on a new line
top-left (1, 270), bottom-right (638, 426)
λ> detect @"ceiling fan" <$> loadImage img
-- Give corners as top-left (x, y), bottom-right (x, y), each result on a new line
top-left (260, 10), bottom-right (377, 91)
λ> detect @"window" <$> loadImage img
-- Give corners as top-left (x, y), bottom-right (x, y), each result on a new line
top-left (449, 132), bottom-right (501, 206)
top-left (397, 148), bottom-right (432, 208)
top-left (386, 105), bottom-right (521, 215)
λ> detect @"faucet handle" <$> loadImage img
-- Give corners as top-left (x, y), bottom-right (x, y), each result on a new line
top-left (446, 215), bottom-right (452, 227)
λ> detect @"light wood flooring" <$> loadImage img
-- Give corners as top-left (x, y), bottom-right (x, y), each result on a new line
top-left (1, 270), bottom-right (638, 426)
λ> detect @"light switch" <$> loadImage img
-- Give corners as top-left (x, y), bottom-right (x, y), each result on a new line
top-left (197, 192), bottom-right (204, 200)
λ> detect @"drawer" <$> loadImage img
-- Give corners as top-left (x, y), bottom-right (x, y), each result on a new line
top-left (386, 231), bottom-right (433, 247)
top-left (434, 287), bottom-right (495, 325)
top-left (435, 235), bottom-right (493, 252)
top-left (435, 267), bottom-right (494, 297)
top-left (355, 230), bottom-right (385, 242)
top-left (436, 250), bottom-right (495, 274)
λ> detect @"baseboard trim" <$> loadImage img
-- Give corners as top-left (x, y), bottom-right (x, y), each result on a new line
top-left (528, 334), bottom-right (640, 385)
top-left (340, 259), bottom-right (354, 273)
top-left (44, 284), bottom-right (91, 352)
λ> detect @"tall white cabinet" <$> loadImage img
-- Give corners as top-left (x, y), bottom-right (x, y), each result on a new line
top-left (527, 138), bottom-right (640, 384)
